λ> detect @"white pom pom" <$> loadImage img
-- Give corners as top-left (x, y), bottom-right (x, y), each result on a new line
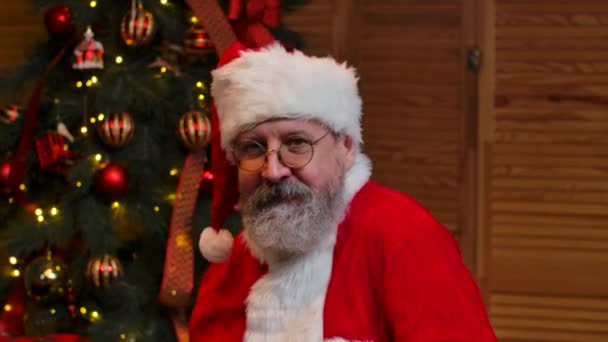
top-left (199, 227), bottom-right (233, 263)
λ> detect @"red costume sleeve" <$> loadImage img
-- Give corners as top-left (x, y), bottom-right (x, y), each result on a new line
top-left (380, 200), bottom-right (497, 341)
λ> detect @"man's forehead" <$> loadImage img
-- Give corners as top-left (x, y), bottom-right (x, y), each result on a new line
top-left (237, 118), bottom-right (326, 137)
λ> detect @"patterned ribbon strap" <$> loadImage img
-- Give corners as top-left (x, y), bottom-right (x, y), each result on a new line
top-left (159, 150), bottom-right (206, 320)
top-left (186, 0), bottom-right (238, 55)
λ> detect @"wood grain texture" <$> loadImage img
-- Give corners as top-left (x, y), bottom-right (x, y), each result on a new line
top-left (0, 2), bottom-right (44, 71)
top-left (488, 0), bottom-right (608, 339)
top-left (356, 0), bottom-right (472, 250)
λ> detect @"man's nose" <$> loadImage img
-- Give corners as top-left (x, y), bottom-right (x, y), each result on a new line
top-left (260, 150), bottom-right (291, 182)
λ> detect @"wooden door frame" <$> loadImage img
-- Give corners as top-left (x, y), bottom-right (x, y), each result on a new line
top-left (475, 0), bottom-right (496, 302)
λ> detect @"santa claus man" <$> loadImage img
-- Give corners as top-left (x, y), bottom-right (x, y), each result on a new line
top-left (189, 41), bottom-right (497, 342)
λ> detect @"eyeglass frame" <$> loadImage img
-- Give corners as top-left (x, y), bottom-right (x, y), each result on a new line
top-left (230, 130), bottom-right (333, 172)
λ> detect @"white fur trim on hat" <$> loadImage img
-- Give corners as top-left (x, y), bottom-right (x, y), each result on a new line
top-left (211, 42), bottom-right (362, 149)
top-left (199, 227), bottom-right (233, 263)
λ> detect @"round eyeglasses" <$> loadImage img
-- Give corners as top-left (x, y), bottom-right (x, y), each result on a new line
top-left (232, 131), bottom-right (331, 172)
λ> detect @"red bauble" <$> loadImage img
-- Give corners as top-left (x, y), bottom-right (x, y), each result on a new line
top-left (44, 5), bottom-right (75, 39)
top-left (94, 163), bottom-right (129, 199)
top-left (176, 111), bottom-right (211, 151)
top-left (0, 159), bottom-right (12, 192)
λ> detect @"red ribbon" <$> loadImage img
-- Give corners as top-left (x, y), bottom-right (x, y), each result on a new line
top-left (227, 0), bottom-right (281, 47)
top-left (7, 40), bottom-right (74, 212)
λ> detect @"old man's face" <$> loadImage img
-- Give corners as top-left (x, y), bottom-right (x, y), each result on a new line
top-left (234, 119), bottom-right (355, 261)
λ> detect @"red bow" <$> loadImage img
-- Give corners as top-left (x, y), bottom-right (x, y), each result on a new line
top-left (227, 0), bottom-right (281, 48)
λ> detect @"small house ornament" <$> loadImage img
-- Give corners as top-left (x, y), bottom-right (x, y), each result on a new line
top-left (73, 27), bottom-right (104, 70)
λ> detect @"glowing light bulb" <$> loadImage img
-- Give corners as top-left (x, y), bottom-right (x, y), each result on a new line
top-left (19, 184), bottom-right (26, 191)
top-left (81, 126), bottom-right (88, 134)
top-left (198, 94), bottom-right (205, 100)
top-left (76, 181), bottom-right (82, 188)
top-left (8, 197), bottom-right (14, 204)
top-left (160, 0), bottom-right (168, 4)
top-left (90, 1), bottom-right (97, 8)
top-left (90, 117), bottom-right (96, 123)
top-left (37, 216), bottom-right (44, 222)
top-left (50, 207), bottom-right (58, 216)
top-left (9, 257), bottom-right (17, 265)
top-left (98, 113), bottom-right (105, 121)
top-left (115, 56), bottom-right (123, 64)
top-left (50, 308), bottom-right (56, 314)
top-left (76, 81), bottom-right (83, 88)
top-left (91, 76), bottom-right (98, 84)
top-left (35, 208), bottom-right (43, 216)
top-left (112, 202), bottom-right (120, 209)
top-left (191, 16), bottom-right (199, 24)
top-left (170, 169), bottom-right (178, 176)
top-left (160, 67), bottom-right (167, 73)
top-left (94, 154), bottom-right (102, 162)
top-left (196, 81), bottom-right (204, 88)
top-left (154, 206), bottom-right (160, 212)
top-left (11, 270), bottom-right (20, 277)
top-left (4, 305), bottom-right (12, 312)
top-left (80, 307), bottom-right (87, 315)
top-left (86, 80), bottom-right (93, 87)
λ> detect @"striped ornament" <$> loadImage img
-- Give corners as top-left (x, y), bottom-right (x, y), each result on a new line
top-left (86, 254), bottom-right (122, 289)
top-left (176, 111), bottom-right (211, 151)
top-left (97, 112), bottom-right (135, 148)
top-left (184, 24), bottom-right (214, 51)
top-left (120, 0), bottom-right (155, 47)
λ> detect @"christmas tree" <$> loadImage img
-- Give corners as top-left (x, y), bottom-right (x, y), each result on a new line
top-left (0, 0), bottom-right (301, 340)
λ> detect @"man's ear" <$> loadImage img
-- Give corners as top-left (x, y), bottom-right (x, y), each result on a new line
top-left (338, 134), bottom-right (356, 170)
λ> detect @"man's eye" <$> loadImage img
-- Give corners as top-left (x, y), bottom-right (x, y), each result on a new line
top-left (284, 137), bottom-right (311, 154)
top-left (285, 137), bottom-right (310, 147)
top-left (236, 141), bottom-right (265, 157)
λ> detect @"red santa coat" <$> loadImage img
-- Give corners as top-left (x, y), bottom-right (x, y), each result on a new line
top-left (190, 180), bottom-right (497, 341)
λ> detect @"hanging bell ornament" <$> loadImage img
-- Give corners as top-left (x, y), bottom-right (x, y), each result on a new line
top-left (24, 251), bottom-right (69, 303)
top-left (1, 105), bottom-right (20, 124)
top-left (176, 111), bottom-right (211, 151)
top-left (97, 112), bottom-right (135, 148)
top-left (86, 254), bottom-right (123, 289)
top-left (121, 0), bottom-right (156, 46)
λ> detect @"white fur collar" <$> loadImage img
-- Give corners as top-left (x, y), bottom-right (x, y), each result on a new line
top-left (342, 152), bottom-right (372, 205)
top-left (245, 236), bottom-right (335, 342)
top-left (244, 153), bottom-right (372, 341)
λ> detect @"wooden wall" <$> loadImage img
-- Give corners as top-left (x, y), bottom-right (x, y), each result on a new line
top-left (483, 0), bottom-right (608, 340)
top-left (0, 1), bottom-right (44, 104)
top-left (0, 2), bottom-right (44, 71)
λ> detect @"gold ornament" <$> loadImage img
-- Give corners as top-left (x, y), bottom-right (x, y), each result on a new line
top-left (24, 251), bottom-right (68, 303)
top-left (86, 254), bottom-right (122, 289)
top-left (176, 111), bottom-right (211, 151)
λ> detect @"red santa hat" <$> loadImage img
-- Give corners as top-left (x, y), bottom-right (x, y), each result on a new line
top-left (199, 41), bottom-right (362, 263)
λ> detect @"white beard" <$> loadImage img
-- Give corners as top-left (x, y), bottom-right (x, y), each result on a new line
top-left (241, 175), bottom-right (346, 265)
